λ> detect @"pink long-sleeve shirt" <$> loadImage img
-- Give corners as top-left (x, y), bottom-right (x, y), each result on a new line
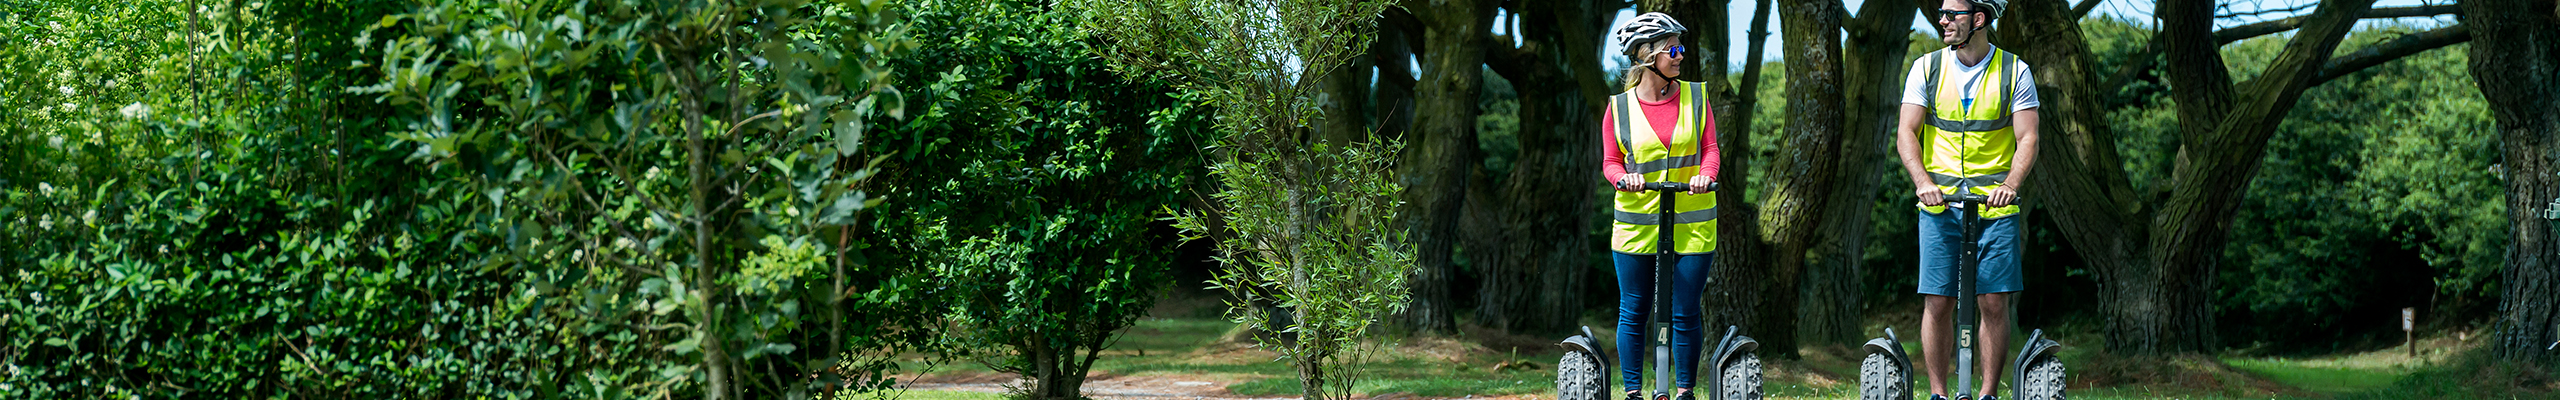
top-left (1601, 89), bottom-right (1720, 191)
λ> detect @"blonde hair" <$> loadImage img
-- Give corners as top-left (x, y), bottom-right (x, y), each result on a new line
top-left (1622, 41), bottom-right (1658, 90)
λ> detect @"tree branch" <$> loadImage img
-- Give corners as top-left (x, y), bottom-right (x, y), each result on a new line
top-left (2072, 0), bottom-right (2105, 20)
top-left (2216, 5), bottom-right (2459, 45)
top-left (2312, 25), bottom-right (2471, 87)
top-left (2102, 4), bottom-right (2460, 104)
top-left (2214, 2), bottom-right (2315, 20)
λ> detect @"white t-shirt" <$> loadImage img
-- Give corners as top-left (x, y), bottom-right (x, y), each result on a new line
top-left (1901, 46), bottom-right (2040, 113)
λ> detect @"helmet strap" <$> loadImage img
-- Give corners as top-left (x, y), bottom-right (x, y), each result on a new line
top-left (1647, 65), bottom-right (1677, 97)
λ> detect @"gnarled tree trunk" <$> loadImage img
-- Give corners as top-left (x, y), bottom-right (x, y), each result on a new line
top-left (1397, 0), bottom-right (1496, 336)
top-left (2463, 0), bottom-right (2560, 365)
top-left (1998, 0), bottom-right (2471, 355)
top-left (1472, 0), bottom-right (1615, 335)
top-left (1802, 0), bottom-right (1918, 348)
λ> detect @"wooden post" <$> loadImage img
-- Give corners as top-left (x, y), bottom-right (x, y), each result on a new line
top-left (2402, 307), bottom-right (2415, 358)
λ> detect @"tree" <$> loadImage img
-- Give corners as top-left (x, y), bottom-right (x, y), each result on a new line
top-left (1996, 0), bottom-right (2474, 354)
top-left (2460, 0), bottom-right (2560, 365)
top-left (1068, 0), bottom-right (1411, 399)
top-left (1652, 0), bottom-right (1848, 357)
top-left (860, 1), bottom-right (1217, 399)
top-left (1803, 0), bottom-right (1920, 348)
top-left (1465, 0), bottom-right (1616, 336)
top-left (1395, 0), bottom-right (1497, 336)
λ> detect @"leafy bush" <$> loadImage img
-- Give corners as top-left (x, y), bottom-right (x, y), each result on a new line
top-left (2, 0), bottom-right (936, 398)
top-left (856, 0), bottom-right (1216, 398)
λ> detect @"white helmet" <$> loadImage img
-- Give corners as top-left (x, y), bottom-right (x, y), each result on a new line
top-left (1613, 12), bottom-right (1687, 54)
top-left (1969, 0), bottom-right (2006, 21)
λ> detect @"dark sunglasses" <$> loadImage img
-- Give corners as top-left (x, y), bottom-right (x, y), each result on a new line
top-left (1937, 9), bottom-right (1978, 20)
top-left (1657, 45), bottom-right (1686, 58)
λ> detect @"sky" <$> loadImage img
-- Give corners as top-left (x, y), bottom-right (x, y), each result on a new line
top-left (1529, 0), bottom-right (2467, 73)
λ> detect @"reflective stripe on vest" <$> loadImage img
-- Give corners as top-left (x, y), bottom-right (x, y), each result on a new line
top-left (1609, 82), bottom-right (1718, 255)
top-left (1918, 49), bottom-right (2024, 219)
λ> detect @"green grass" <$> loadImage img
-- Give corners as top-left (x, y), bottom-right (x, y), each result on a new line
top-left (1213, 347), bottom-right (1560, 397)
top-left (854, 389), bottom-right (1006, 400)
top-left (893, 317), bottom-right (2548, 400)
top-left (2224, 358), bottom-right (2406, 395)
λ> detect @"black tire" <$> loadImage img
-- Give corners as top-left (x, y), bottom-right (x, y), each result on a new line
top-left (1717, 352), bottom-right (1762, 400)
top-left (1558, 350), bottom-right (1609, 400)
top-left (2016, 355), bottom-right (2065, 400)
top-left (1859, 352), bottom-right (1906, 400)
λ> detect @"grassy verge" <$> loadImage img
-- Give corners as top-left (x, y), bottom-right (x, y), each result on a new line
top-left (887, 314), bottom-right (2550, 400)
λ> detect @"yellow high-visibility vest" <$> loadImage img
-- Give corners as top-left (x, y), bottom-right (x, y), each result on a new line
top-left (1918, 48), bottom-right (2025, 219)
top-left (1609, 81), bottom-right (1717, 255)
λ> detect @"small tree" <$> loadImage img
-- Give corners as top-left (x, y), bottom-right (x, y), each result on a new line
top-left (1062, 1), bottom-right (1406, 400)
top-left (866, 1), bottom-right (1218, 399)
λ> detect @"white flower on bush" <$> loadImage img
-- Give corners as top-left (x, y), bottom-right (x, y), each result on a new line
top-left (120, 102), bottom-right (151, 120)
top-left (57, 85), bottom-right (73, 96)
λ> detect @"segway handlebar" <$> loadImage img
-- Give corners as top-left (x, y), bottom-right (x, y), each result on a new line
top-left (1639, 182), bottom-right (1717, 192)
top-left (1944, 193), bottom-right (1993, 204)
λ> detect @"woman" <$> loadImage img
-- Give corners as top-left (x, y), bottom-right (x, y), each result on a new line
top-left (1599, 11), bottom-right (1720, 400)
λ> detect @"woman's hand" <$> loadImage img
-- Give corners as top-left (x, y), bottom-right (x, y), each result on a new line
top-left (1687, 174), bottom-right (1713, 194)
top-left (1617, 173), bottom-right (1645, 192)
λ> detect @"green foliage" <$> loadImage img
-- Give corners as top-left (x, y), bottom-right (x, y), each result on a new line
top-left (854, 0), bottom-right (1215, 398)
top-left (1173, 139), bottom-right (1413, 400)
top-left (1063, 1), bottom-right (1408, 400)
top-left (2072, 20), bottom-right (2502, 348)
top-left (4, 0), bottom-right (931, 398)
top-left (2217, 26), bottom-right (2501, 348)
top-left (347, 0), bottom-right (924, 397)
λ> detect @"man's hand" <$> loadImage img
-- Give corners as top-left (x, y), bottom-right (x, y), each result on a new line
top-left (1617, 173), bottom-right (1645, 192)
top-left (1916, 185), bottom-right (1945, 207)
top-left (1687, 174), bottom-right (1713, 194)
top-left (1988, 184), bottom-right (2018, 207)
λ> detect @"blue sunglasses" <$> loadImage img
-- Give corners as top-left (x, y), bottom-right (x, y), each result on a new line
top-left (1655, 45), bottom-right (1686, 58)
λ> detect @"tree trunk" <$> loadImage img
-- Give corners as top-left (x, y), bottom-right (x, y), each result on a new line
top-left (1728, 0), bottom-right (1851, 358)
top-left (1319, 34), bottom-right (1377, 146)
top-left (1801, 0), bottom-right (1917, 348)
top-left (1472, 0), bottom-right (1614, 336)
top-left (2000, 0), bottom-right (2395, 355)
top-left (1375, 8), bottom-right (1420, 140)
top-left (1398, 0), bottom-right (1494, 336)
top-left (2463, 0), bottom-right (2560, 365)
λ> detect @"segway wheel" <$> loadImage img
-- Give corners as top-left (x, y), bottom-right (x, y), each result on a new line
top-left (1557, 350), bottom-right (1608, 400)
top-left (2016, 354), bottom-right (2066, 400)
top-left (1717, 352), bottom-right (1763, 400)
top-left (1857, 352), bottom-right (1906, 400)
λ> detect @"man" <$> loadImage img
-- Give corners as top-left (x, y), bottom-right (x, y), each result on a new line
top-left (1893, 0), bottom-right (2040, 399)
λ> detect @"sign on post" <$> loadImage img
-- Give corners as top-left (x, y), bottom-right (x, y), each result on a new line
top-left (2403, 307), bottom-right (2415, 358)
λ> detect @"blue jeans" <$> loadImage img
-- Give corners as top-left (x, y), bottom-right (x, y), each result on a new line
top-left (1916, 209), bottom-right (2024, 296)
top-left (1613, 251), bottom-right (1713, 391)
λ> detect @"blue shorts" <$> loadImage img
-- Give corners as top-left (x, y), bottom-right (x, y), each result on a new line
top-left (1917, 209), bottom-right (2023, 296)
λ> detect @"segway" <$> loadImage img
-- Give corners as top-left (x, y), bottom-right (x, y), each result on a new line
top-left (1559, 182), bottom-right (1762, 400)
top-left (1858, 190), bottom-right (2065, 400)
